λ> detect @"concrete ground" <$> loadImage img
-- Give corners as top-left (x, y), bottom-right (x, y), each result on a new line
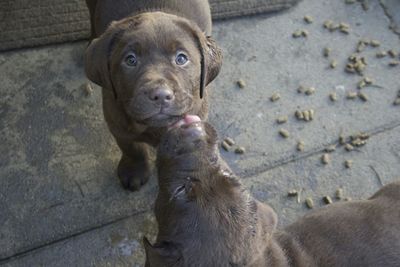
top-left (1, 0), bottom-right (399, 266)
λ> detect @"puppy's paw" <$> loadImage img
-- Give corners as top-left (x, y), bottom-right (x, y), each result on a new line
top-left (117, 156), bottom-right (150, 191)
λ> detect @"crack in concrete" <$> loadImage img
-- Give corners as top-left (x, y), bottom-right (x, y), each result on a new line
top-left (0, 210), bottom-right (148, 265)
top-left (239, 119), bottom-right (400, 179)
top-left (379, 0), bottom-right (400, 40)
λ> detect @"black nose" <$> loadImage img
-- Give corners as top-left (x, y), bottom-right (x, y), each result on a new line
top-left (149, 87), bottom-right (175, 103)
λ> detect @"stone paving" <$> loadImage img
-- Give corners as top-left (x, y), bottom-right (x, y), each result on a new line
top-left (0, 0), bottom-right (399, 266)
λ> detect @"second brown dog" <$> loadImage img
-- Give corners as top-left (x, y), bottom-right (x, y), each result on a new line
top-left (145, 116), bottom-right (400, 266)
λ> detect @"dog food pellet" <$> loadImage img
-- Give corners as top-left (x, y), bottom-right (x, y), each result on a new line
top-left (292, 30), bottom-right (303, 38)
top-left (325, 145), bottom-right (336, 153)
top-left (388, 61), bottom-right (400, 67)
top-left (347, 92), bottom-right (358, 99)
top-left (84, 82), bottom-right (93, 96)
top-left (370, 40), bottom-right (380, 47)
top-left (297, 85), bottom-right (305, 94)
top-left (303, 110), bottom-right (310, 121)
top-left (330, 60), bottom-right (337, 69)
top-left (235, 146), bottom-right (246, 154)
top-left (288, 190), bottom-right (298, 197)
top-left (297, 140), bottom-right (305, 151)
top-left (345, 143), bottom-right (354, 151)
top-left (335, 188), bottom-right (343, 200)
top-left (224, 137), bottom-right (235, 146)
top-left (304, 15), bottom-right (313, 23)
top-left (340, 27), bottom-right (350, 34)
top-left (358, 80), bottom-right (366, 89)
top-left (323, 196), bottom-right (333, 204)
top-left (270, 93), bottom-right (281, 102)
top-left (329, 92), bottom-right (338, 102)
top-left (323, 20), bottom-right (334, 29)
top-left (295, 110), bottom-right (304, 120)
top-left (376, 51), bottom-right (387, 58)
top-left (305, 87), bottom-right (316, 95)
top-left (321, 153), bottom-right (330, 164)
top-left (358, 92), bottom-right (368, 102)
top-left (277, 116), bottom-right (288, 124)
top-left (393, 98), bottom-right (400, 106)
top-left (357, 42), bottom-right (366, 53)
top-left (279, 129), bottom-right (290, 138)
top-left (388, 50), bottom-right (398, 58)
top-left (237, 79), bottom-right (246, 88)
top-left (305, 197), bottom-right (314, 209)
top-left (221, 141), bottom-right (230, 151)
top-left (339, 134), bottom-right (346, 145)
top-left (309, 109), bottom-right (315, 120)
top-left (323, 47), bottom-right (331, 57)
top-left (344, 159), bottom-right (353, 168)
top-left (301, 30), bottom-right (309, 37)
top-left (364, 76), bottom-right (373, 85)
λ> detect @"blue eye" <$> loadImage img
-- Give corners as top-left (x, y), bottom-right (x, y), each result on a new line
top-left (175, 53), bottom-right (188, 65)
top-left (125, 54), bottom-right (137, 66)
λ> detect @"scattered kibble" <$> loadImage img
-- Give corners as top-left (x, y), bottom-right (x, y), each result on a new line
top-left (376, 51), bottom-right (387, 58)
top-left (347, 92), bottom-right (358, 99)
top-left (297, 140), bottom-right (305, 152)
top-left (305, 197), bottom-right (314, 209)
top-left (388, 50), bottom-right (398, 58)
top-left (345, 143), bottom-right (354, 151)
top-left (221, 141), bottom-right (230, 151)
top-left (277, 115), bottom-right (288, 124)
top-left (335, 188), bottom-right (344, 200)
top-left (270, 92), bottom-right (281, 102)
top-left (304, 15), bottom-right (314, 24)
top-left (237, 79), bottom-right (246, 88)
top-left (325, 145), bottom-right (336, 153)
top-left (321, 153), bottom-right (330, 165)
top-left (234, 146), bottom-right (246, 154)
top-left (330, 60), bottom-right (338, 69)
top-left (279, 129), bottom-right (290, 138)
top-left (295, 109), bottom-right (315, 121)
top-left (329, 92), bottom-right (338, 102)
top-left (344, 159), bottom-right (353, 168)
top-left (339, 22), bottom-right (350, 34)
top-left (323, 47), bottom-right (332, 57)
top-left (288, 190), bottom-right (298, 197)
top-left (389, 61), bottom-right (400, 67)
top-left (339, 134), bottom-right (346, 145)
top-left (297, 85), bottom-right (305, 94)
top-left (224, 137), bottom-right (235, 146)
top-left (370, 40), bottom-right (380, 47)
top-left (84, 82), bottom-right (93, 96)
top-left (323, 196), bottom-right (333, 204)
top-left (305, 87), bottom-right (316, 95)
top-left (358, 92), bottom-right (368, 102)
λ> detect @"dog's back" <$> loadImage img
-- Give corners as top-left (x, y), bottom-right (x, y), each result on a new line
top-left (87, 0), bottom-right (212, 37)
top-left (281, 182), bottom-right (400, 267)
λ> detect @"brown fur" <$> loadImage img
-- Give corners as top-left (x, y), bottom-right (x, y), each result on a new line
top-left (145, 122), bottom-right (400, 266)
top-left (84, 0), bottom-right (222, 190)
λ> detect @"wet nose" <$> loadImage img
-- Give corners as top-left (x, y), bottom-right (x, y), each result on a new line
top-left (149, 87), bottom-right (175, 104)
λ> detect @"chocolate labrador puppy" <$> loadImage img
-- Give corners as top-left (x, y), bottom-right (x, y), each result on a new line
top-left (145, 116), bottom-right (400, 266)
top-left (84, 0), bottom-right (222, 190)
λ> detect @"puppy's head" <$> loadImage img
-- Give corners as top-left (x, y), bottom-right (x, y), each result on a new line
top-left (85, 12), bottom-right (222, 127)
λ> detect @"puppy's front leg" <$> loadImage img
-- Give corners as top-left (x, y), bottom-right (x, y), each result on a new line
top-left (116, 140), bottom-right (152, 191)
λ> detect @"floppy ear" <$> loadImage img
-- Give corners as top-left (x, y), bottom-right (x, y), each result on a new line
top-left (84, 25), bottom-right (121, 99)
top-left (197, 34), bottom-right (223, 98)
top-left (143, 237), bottom-right (181, 267)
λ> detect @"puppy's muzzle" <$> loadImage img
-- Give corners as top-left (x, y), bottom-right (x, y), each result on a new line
top-left (148, 86), bottom-right (175, 107)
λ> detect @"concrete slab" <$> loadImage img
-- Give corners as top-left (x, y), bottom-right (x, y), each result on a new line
top-left (1, 0), bottom-right (399, 265)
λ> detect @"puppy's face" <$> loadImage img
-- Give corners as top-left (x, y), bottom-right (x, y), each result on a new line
top-left (85, 12), bottom-right (222, 127)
